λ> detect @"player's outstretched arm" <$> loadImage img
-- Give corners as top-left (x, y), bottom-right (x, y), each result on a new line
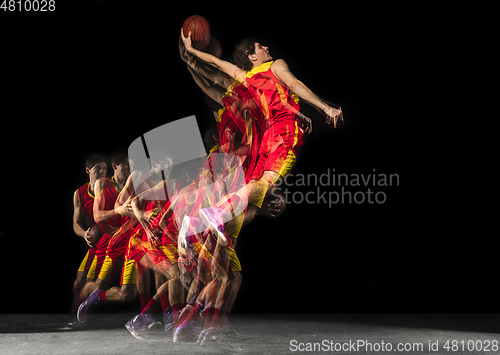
top-left (187, 65), bottom-right (225, 105)
top-left (181, 28), bottom-right (245, 79)
top-left (271, 59), bottom-right (343, 127)
top-left (179, 38), bottom-right (233, 89)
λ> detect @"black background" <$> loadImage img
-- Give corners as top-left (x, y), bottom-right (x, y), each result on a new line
top-left (1, 1), bottom-right (489, 314)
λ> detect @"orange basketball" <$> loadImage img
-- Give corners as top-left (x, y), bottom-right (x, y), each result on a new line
top-left (89, 224), bottom-right (104, 248)
top-left (182, 15), bottom-right (211, 50)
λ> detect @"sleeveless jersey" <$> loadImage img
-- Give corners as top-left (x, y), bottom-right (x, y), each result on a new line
top-left (245, 60), bottom-right (300, 128)
top-left (218, 78), bottom-right (265, 147)
top-left (96, 178), bottom-right (122, 228)
top-left (77, 182), bottom-right (95, 227)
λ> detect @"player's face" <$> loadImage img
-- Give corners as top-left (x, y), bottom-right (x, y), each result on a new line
top-left (151, 158), bottom-right (173, 178)
top-left (253, 42), bottom-right (272, 63)
top-left (115, 160), bottom-right (131, 180)
top-left (87, 162), bottom-right (107, 182)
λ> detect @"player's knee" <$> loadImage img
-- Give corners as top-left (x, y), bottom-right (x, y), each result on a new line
top-left (74, 275), bottom-right (86, 291)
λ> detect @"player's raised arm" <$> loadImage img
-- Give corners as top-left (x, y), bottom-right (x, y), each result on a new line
top-left (271, 59), bottom-right (344, 127)
top-left (181, 28), bottom-right (245, 80)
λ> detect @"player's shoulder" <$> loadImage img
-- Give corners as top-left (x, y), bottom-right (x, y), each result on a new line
top-left (75, 182), bottom-right (88, 198)
top-left (94, 177), bottom-right (110, 189)
top-left (271, 59), bottom-right (289, 70)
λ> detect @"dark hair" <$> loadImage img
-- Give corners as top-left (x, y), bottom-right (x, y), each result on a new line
top-left (233, 37), bottom-right (257, 71)
top-left (85, 153), bottom-right (107, 169)
top-left (111, 151), bottom-right (129, 167)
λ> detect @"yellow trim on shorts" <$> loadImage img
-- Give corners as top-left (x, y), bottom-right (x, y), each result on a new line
top-left (224, 246), bottom-right (242, 272)
top-left (78, 250), bottom-right (90, 273)
top-left (121, 258), bottom-right (137, 285)
top-left (98, 255), bottom-right (114, 281)
top-left (87, 255), bottom-right (98, 279)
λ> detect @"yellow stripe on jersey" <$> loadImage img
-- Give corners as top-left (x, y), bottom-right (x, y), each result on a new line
top-left (217, 107), bottom-right (226, 123)
top-left (246, 61), bottom-right (274, 78)
top-left (278, 121), bottom-right (299, 178)
top-left (260, 92), bottom-right (270, 120)
top-left (275, 82), bottom-right (288, 107)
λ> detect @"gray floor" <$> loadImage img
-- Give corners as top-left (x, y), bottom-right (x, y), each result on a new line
top-left (0, 313), bottom-right (499, 354)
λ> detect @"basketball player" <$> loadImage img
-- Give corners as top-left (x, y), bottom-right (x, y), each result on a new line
top-left (180, 30), bottom-right (342, 232)
top-left (76, 153), bottom-right (135, 322)
top-left (69, 153), bottom-right (107, 322)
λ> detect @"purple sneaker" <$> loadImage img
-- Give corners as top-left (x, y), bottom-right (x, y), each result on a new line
top-left (164, 306), bottom-right (174, 332)
top-left (125, 314), bottom-right (162, 340)
top-left (199, 207), bottom-right (229, 246)
top-left (77, 289), bottom-right (103, 322)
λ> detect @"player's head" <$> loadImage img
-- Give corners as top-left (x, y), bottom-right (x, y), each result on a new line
top-left (150, 157), bottom-right (173, 178)
top-left (111, 151), bottom-right (131, 181)
top-left (233, 38), bottom-right (272, 70)
top-left (85, 153), bottom-right (107, 182)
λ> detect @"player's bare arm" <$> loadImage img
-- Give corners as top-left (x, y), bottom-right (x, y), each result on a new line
top-left (187, 65), bottom-right (225, 105)
top-left (181, 28), bottom-right (245, 80)
top-left (179, 38), bottom-right (233, 89)
top-left (73, 189), bottom-right (93, 247)
top-left (271, 59), bottom-right (343, 127)
top-left (93, 179), bottom-right (131, 223)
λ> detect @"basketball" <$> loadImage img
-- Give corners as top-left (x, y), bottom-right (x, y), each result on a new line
top-left (202, 38), bottom-right (222, 58)
top-left (182, 15), bottom-right (211, 50)
top-left (89, 224), bottom-right (104, 247)
top-left (262, 188), bottom-right (286, 219)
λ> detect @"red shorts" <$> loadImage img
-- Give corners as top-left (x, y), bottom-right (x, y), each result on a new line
top-left (86, 232), bottom-right (113, 279)
top-left (125, 225), bottom-right (146, 263)
top-left (250, 120), bottom-right (305, 181)
top-left (140, 218), bottom-right (178, 269)
top-left (106, 220), bottom-right (138, 262)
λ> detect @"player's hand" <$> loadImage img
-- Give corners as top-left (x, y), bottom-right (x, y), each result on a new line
top-left (179, 37), bottom-right (188, 62)
top-left (259, 198), bottom-right (282, 218)
top-left (83, 228), bottom-right (93, 247)
top-left (296, 111), bottom-right (312, 134)
top-left (117, 196), bottom-right (135, 218)
top-left (180, 28), bottom-right (193, 52)
top-left (146, 228), bottom-right (161, 246)
top-left (323, 105), bottom-right (343, 128)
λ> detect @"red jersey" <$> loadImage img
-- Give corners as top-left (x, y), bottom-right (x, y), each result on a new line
top-left (245, 60), bottom-right (300, 128)
top-left (95, 178), bottom-right (122, 228)
top-left (77, 182), bottom-right (95, 227)
top-left (219, 78), bottom-right (265, 146)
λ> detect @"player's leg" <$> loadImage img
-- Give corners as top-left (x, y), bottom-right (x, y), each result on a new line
top-left (102, 258), bottom-right (138, 302)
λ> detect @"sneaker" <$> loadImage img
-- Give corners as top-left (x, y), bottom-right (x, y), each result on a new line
top-left (163, 306), bottom-right (174, 332)
top-left (199, 208), bottom-right (228, 246)
top-left (62, 319), bottom-right (88, 330)
top-left (197, 325), bottom-right (242, 350)
top-left (77, 288), bottom-right (103, 322)
top-left (125, 314), bottom-right (162, 340)
top-left (173, 318), bottom-right (202, 342)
